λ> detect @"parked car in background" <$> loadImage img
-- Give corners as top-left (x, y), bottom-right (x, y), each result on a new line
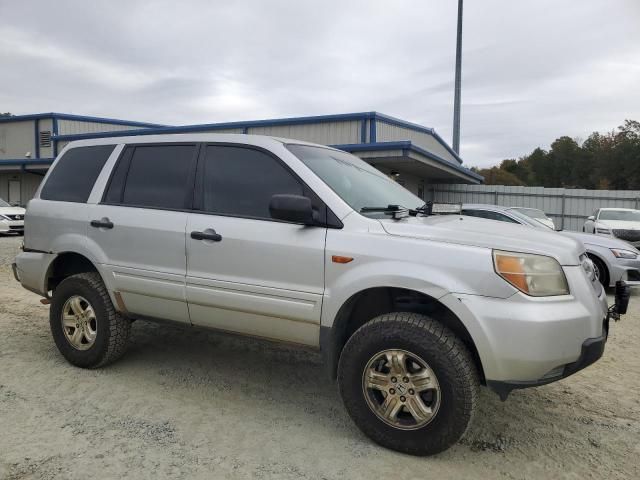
top-left (462, 204), bottom-right (640, 287)
top-left (0, 197), bottom-right (25, 235)
top-left (583, 208), bottom-right (640, 247)
top-left (508, 207), bottom-right (555, 230)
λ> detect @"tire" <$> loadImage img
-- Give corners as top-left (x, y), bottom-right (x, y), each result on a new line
top-left (49, 272), bottom-right (130, 368)
top-left (338, 312), bottom-right (479, 456)
top-left (588, 254), bottom-right (609, 288)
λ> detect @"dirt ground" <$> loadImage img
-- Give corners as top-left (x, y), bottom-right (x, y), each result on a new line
top-left (0, 235), bottom-right (638, 480)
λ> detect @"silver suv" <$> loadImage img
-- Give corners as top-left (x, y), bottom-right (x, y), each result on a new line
top-left (13, 134), bottom-right (628, 456)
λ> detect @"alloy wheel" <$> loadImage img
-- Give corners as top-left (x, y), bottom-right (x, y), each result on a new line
top-left (362, 349), bottom-right (441, 430)
top-left (61, 295), bottom-right (97, 350)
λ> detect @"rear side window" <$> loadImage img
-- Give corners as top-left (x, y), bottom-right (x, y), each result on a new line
top-left (40, 145), bottom-right (115, 202)
top-left (199, 146), bottom-right (303, 219)
top-left (104, 144), bottom-right (197, 210)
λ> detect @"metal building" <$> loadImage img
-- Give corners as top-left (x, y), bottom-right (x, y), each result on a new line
top-left (0, 111), bottom-right (481, 206)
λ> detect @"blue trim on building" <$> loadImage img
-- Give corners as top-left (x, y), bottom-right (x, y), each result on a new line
top-left (34, 119), bottom-right (40, 159)
top-left (0, 112), bottom-right (165, 128)
top-left (5, 110), bottom-right (463, 167)
top-left (331, 141), bottom-right (482, 182)
top-left (369, 115), bottom-right (377, 143)
top-left (2, 111), bottom-right (464, 164)
top-left (0, 158), bottom-right (55, 167)
top-left (52, 116), bottom-right (59, 157)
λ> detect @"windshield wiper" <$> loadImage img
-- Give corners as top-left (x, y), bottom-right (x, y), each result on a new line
top-left (360, 205), bottom-right (410, 220)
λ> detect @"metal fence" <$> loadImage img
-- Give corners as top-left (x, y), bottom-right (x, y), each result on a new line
top-left (427, 184), bottom-right (640, 231)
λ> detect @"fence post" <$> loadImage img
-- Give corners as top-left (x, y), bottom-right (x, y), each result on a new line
top-left (494, 190), bottom-right (498, 205)
top-left (560, 194), bottom-right (566, 230)
top-left (635, 197), bottom-right (639, 210)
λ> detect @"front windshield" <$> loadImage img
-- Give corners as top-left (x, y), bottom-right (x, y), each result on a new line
top-left (0, 198), bottom-right (10, 207)
top-left (509, 207), bottom-right (547, 219)
top-left (599, 209), bottom-right (640, 221)
top-left (287, 144), bottom-right (423, 217)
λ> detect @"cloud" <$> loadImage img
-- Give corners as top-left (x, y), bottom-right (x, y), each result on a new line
top-left (0, 0), bottom-right (638, 167)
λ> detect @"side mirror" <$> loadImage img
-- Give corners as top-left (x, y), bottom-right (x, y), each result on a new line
top-left (269, 194), bottom-right (315, 225)
top-left (587, 216), bottom-right (595, 221)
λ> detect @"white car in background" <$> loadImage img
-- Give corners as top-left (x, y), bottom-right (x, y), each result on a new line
top-left (462, 204), bottom-right (640, 287)
top-left (0, 197), bottom-right (25, 235)
top-left (583, 208), bottom-right (640, 247)
top-left (509, 207), bottom-right (556, 230)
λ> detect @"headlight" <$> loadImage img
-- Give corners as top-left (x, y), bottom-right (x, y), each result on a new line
top-left (0, 215), bottom-right (8, 222)
top-left (596, 227), bottom-right (611, 234)
top-left (610, 248), bottom-right (638, 259)
top-left (493, 250), bottom-right (569, 296)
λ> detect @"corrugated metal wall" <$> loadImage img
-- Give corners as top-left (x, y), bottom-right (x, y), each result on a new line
top-left (56, 120), bottom-right (148, 136)
top-left (0, 121), bottom-right (35, 159)
top-left (376, 121), bottom-right (457, 164)
top-left (428, 184), bottom-right (640, 231)
top-left (248, 121), bottom-right (361, 145)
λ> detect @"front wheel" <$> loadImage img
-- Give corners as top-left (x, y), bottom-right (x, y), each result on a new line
top-left (588, 255), bottom-right (609, 288)
top-left (338, 312), bottom-right (479, 456)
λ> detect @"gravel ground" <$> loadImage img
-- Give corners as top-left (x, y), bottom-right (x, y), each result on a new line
top-left (1, 234), bottom-right (639, 479)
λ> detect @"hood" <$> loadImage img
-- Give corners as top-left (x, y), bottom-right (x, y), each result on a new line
top-left (0, 206), bottom-right (26, 216)
top-left (379, 215), bottom-right (584, 265)
top-left (597, 219), bottom-right (640, 230)
top-left (561, 230), bottom-right (640, 251)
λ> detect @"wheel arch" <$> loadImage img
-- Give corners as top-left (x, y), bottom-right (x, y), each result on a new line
top-left (586, 251), bottom-right (610, 286)
top-left (45, 251), bottom-right (100, 292)
top-left (322, 286), bottom-right (486, 384)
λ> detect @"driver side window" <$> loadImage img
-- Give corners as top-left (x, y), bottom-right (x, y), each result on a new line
top-left (198, 145), bottom-right (303, 220)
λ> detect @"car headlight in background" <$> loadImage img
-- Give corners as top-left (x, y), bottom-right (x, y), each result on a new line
top-left (493, 250), bottom-right (569, 296)
top-left (610, 248), bottom-right (638, 259)
top-left (596, 227), bottom-right (611, 234)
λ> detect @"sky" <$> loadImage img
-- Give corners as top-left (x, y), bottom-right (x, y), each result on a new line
top-left (0, 0), bottom-right (639, 168)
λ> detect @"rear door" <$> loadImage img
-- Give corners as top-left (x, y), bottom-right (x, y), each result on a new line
top-left (88, 143), bottom-right (199, 323)
top-left (185, 144), bottom-right (326, 346)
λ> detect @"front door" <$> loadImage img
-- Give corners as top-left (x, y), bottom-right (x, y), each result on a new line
top-left (89, 143), bottom-right (199, 323)
top-left (186, 145), bottom-right (326, 346)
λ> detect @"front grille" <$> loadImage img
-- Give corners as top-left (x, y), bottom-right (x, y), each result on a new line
top-left (5, 214), bottom-right (23, 221)
top-left (613, 229), bottom-right (640, 242)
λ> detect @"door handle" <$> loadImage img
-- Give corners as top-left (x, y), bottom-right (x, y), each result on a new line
top-left (90, 218), bottom-right (114, 229)
top-left (191, 229), bottom-right (222, 242)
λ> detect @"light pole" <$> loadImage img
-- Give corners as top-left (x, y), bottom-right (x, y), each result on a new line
top-left (452, 0), bottom-right (463, 154)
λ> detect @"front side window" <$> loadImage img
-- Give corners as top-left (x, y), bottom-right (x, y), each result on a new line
top-left (287, 144), bottom-right (422, 218)
top-left (105, 145), bottom-right (197, 209)
top-left (41, 145), bottom-right (116, 202)
top-left (200, 145), bottom-right (303, 219)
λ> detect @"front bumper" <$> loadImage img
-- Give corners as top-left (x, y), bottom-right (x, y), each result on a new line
top-left (486, 334), bottom-right (606, 400)
top-left (0, 220), bottom-right (24, 233)
top-left (441, 265), bottom-right (611, 397)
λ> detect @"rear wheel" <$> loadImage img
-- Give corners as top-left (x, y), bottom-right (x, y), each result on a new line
top-left (338, 312), bottom-right (479, 456)
top-left (50, 272), bottom-right (130, 368)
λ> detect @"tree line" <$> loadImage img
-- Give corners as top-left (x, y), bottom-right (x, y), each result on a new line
top-left (472, 120), bottom-right (640, 189)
